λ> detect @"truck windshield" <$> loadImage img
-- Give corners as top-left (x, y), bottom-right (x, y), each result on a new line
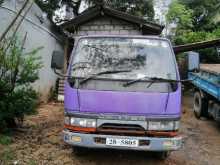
top-left (71, 37), bottom-right (177, 80)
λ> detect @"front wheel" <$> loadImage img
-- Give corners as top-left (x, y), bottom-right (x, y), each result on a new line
top-left (72, 147), bottom-right (89, 156)
top-left (193, 91), bottom-right (208, 119)
top-left (156, 151), bottom-right (171, 160)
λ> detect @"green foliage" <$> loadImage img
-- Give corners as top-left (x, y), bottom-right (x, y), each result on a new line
top-left (167, 0), bottom-right (220, 38)
top-left (173, 28), bottom-right (220, 45)
top-left (166, 0), bottom-right (220, 63)
top-left (35, 0), bottom-right (155, 23)
top-left (28, 159), bottom-right (37, 165)
top-left (166, 0), bottom-right (193, 32)
top-left (103, 0), bottom-right (155, 20)
top-left (180, 0), bottom-right (220, 31)
top-left (0, 148), bottom-right (15, 163)
top-left (0, 36), bottom-right (42, 131)
top-left (0, 134), bottom-right (12, 145)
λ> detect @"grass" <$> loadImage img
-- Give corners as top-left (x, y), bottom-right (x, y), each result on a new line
top-left (0, 147), bottom-right (15, 164)
top-left (28, 159), bottom-right (37, 165)
top-left (0, 134), bottom-right (12, 145)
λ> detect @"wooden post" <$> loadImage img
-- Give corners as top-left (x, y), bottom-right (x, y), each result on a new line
top-left (63, 38), bottom-right (69, 73)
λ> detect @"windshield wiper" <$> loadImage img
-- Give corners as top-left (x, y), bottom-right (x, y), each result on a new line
top-left (80, 69), bottom-right (132, 85)
top-left (123, 76), bottom-right (187, 87)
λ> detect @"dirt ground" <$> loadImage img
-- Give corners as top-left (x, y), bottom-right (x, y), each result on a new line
top-left (1, 94), bottom-right (220, 165)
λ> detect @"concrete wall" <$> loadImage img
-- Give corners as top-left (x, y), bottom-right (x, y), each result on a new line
top-left (72, 15), bottom-right (142, 37)
top-left (0, 0), bottom-right (64, 101)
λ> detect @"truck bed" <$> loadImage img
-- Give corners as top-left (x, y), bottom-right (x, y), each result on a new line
top-left (200, 64), bottom-right (220, 75)
top-left (188, 64), bottom-right (220, 101)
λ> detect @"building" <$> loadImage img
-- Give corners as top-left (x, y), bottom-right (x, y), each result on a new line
top-left (61, 5), bottom-right (164, 38)
top-left (0, 0), bottom-right (64, 101)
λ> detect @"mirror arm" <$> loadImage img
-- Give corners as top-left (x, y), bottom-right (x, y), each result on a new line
top-left (188, 68), bottom-right (200, 73)
top-left (53, 68), bottom-right (67, 77)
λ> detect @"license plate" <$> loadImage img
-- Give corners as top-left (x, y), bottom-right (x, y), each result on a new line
top-left (106, 138), bottom-right (138, 147)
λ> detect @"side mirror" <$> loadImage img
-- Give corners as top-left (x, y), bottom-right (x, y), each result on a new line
top-left (188, 51), bottom-right (200, 72)
top-left (51, 51), bottom-right (64, 70)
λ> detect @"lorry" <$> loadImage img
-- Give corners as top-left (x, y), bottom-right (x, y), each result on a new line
top-left (188, 52), bottom-right (220, 121)
top-left (51, 35), bottom-right (182, 158)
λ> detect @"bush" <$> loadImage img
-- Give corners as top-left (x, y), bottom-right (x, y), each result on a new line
top-left (0, 134), bottom-right (12, 145)
top-left (0, 36), bottom-right (42, 131)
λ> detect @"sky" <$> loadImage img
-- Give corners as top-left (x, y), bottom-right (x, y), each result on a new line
top-left (154, 0), bottom-right (172, 24)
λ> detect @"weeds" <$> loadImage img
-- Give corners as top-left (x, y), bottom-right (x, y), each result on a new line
top-left (0, 134), bottom-right (11, 145)
top-left (0, 147), bottom-right (15, 164)
top-left (28, 159), bottom-right (37, 165)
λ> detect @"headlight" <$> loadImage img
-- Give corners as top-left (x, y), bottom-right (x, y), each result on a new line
top-left (68, 117), bottom-right (96, 128)
top-left (148, 121), bottom-right (179, 131)
top-left (174, 121), bottom-right (180, 130)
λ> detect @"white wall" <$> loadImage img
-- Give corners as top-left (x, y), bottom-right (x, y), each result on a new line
top-left (0, 0), bottom-right (64, 101)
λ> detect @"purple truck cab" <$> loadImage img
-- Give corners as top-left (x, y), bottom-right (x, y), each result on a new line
top-left (61, 35), bottom-right (182, 157)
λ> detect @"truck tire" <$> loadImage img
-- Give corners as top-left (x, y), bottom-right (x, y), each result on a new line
top-left (193, 91), bottom-right (208, 118)
top-left (156, 151), bottom-right (170, 160)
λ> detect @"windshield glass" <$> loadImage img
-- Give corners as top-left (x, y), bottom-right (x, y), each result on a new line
top-left (71, 37), bottom-right (177, 80)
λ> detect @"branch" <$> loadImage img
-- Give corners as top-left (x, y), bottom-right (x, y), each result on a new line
top-left (10, 33), bottom-right (28, 93)
top-left (0, 0), bottom-right (30, 42)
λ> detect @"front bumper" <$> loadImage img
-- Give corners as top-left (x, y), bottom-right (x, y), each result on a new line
top-left (63, 130), bottom-right (182, 151)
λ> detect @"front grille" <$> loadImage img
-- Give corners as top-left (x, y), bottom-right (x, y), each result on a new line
top-left (97, 123), bottom-right (145, 136)
top-left (100, 123), bottom-right (144, 131)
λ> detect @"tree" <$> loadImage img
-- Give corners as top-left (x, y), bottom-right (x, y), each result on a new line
top-left (104, 0), bottom-right (155, 20)
top-left (35, 0), bottom-right (155, 23)
top-left (167, 0), bottom-right (220, 40)
top-left (0, 35), bottom-right (43, 130)
top-left (166, 0), bottom-right (220, 63)
top-left (180, 0), bottom-right (220, 31)
top-left (34, 0), bottom-right (61, 20)
top-left (166, 0), bottom-right (193, 38)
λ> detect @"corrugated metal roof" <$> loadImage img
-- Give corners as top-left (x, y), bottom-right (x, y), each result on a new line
top-left (173, 38), bottom-right (220, 54)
